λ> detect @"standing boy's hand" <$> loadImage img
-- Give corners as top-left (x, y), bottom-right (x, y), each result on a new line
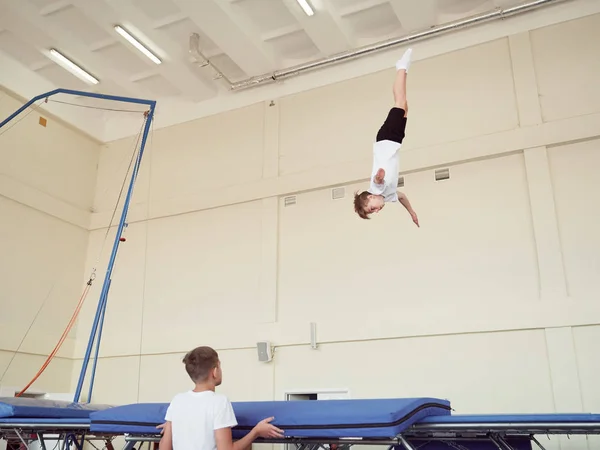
top-left (253, 417), bottom-right (284, 438)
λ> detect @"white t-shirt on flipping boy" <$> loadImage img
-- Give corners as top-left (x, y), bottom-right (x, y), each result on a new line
top-left (368, 139), bottom-right (401, 202)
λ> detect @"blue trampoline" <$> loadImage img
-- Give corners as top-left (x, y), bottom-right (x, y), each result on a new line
top-left (2, 397), bottom-right (600, 450)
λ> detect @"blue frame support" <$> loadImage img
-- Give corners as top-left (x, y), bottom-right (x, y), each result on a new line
top-left (0, 88), bottom-right (156, 404)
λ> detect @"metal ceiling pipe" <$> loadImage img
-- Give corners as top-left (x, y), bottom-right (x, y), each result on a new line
top-left (229, 0), bottom-right (569, 91)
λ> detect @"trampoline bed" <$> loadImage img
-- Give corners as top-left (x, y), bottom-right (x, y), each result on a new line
top-left (2, 396), bottom-right (600, 450)
top-left (90, 397), bottom-right (451, 437)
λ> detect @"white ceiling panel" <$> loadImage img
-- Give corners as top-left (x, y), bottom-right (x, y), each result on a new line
top-left (26, 0), bottom-right (66, 11)
top-left (42, 3), bottom-right (111, 46)
top-left (0, 30), bottom-right (47, 68)
top-left (265, 29), bottom-right (322, 63)
top-left (132, 73), bottom-right (181, 97)
top-left (131, 0), bottom-right (182, 22)
top-left (232, 0), bottom-right (299, 35)
top-left (342, 2), bottom-right (403, 42)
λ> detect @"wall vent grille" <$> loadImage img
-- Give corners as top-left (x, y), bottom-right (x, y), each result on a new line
top-left (332, 187), bottom-right (345, 200)
top-left (435, 168), bottom-right (450, 181)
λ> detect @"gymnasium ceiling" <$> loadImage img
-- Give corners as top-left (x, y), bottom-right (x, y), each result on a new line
top-left (0, 0), bottom-right (592, 142)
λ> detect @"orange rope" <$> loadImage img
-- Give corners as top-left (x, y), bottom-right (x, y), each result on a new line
top-left (16, 279), bottom-right (94, 397)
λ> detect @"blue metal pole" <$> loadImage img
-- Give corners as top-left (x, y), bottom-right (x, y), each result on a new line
top-left (0, 89), bottom-right (61, 129)
top-left (73, 275), bottom-right (110, 400)
top-left (0, 88), bottom-right (155, 130)
top-left (73, 104), bottom-right (156, 403)
top-left (86, 279), bottom-right (109, 403)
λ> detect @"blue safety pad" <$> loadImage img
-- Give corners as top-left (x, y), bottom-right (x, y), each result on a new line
top-left (91, 402), bottom-right (167, 435)
top-left (419, 413), bottom-right (600, 424)
top-left (0, 418), bottom-right (90, 424)
top-left (0, 397), bottom-right (112, 419)
top-left (90, 397), bottom-right (451, 437)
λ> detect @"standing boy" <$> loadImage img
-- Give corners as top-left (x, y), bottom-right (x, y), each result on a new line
top-left (353, 48), bottom-right (419, 227)
top-left (159, 346), bottom-right (283, 450)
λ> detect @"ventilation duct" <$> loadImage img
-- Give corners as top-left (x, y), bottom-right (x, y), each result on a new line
top-left (220, 0), bottom-right (569, 91)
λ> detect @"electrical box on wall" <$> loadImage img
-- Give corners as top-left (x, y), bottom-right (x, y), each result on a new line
top-left (256, 341), bottom-right (273, 362)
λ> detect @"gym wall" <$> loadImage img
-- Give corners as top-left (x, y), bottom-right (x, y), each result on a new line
top-left (72, 11), bottom-right (600, 432)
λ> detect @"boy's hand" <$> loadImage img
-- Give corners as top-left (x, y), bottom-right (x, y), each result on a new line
top-left (253, 417), bottom-right (284, 438)
top-left (373, 168), bottom-right (385, 184)
top-left (411, 211), bottom-right (419, 227)
top-left (157, 422), bottom-right (167, 433)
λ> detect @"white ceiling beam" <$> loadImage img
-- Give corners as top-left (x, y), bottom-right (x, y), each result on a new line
top-left (0, 2), bottom-right (147, 100)
top-left (80, 0), bottom-right (217, 101)
top-left (280, 0), bottom-right (354, 55)
top-left (387, 0), bottom-right (438, 32)
top-left (170, 0), bottom-right (277, 76)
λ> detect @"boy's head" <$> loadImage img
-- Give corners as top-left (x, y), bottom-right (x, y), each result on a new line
top-left (353, 191), bottom-right (385, 219)
top-left (183, 346), bottom-right (222, 386)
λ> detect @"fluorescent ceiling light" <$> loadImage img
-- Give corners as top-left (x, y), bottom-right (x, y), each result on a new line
top-left (114, 25), bottom-right (162, 65)
top-left (296, 0), bottom-right (314, 16)
top-left (49, 49), bottom-right (99, 85)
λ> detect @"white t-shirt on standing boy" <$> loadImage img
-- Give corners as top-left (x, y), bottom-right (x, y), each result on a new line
top-left (165, 390), bottom-right (238, 450)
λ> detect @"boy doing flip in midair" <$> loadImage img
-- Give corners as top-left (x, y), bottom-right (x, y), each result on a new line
top-left (353, 48), bottom-right (419, 227)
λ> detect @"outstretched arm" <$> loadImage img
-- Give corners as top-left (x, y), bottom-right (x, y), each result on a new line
top-left (398, 191), bottom-right (419, 227)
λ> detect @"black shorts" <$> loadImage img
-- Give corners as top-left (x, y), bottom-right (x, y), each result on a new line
top-left (375, 107), bottom-right (407, 144)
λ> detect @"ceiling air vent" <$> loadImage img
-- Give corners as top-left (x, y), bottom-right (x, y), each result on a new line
top-left (331, 187), bottom-right (345, 200)
top-left (435, 168), bottom-right (450, 181)
top-left (284, 196), bottom-right (296, 207)
top-left (397, 176), bottom-right (404, 187)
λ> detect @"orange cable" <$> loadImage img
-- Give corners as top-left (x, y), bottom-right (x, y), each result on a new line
top-left (16, 279), bottom-right (93, 397)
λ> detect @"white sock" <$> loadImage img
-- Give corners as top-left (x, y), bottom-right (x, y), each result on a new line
top-left (395, 48), bottom-right (413, 72)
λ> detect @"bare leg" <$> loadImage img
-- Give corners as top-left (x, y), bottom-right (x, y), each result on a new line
top-left (393, 69), bottom-right (407, 114)
top-left (393, 48), bottom-right (412, 117)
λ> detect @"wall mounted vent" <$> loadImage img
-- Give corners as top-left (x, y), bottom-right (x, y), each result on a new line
top-left (331, 187), bottom-right (345, 200)
top-left (284, 196), bottom-right (296, 207)
top-left (397, 176), bottom-right (404, 187)
top-left (435, 168), bottom-right (450, 181)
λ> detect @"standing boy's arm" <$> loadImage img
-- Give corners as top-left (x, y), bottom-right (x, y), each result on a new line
top-left (215, 427), bottom-right (235, 450)
top-left (232, 427), bottom-right (258, 450)
top-left (232, 418), bottom-right (284, 450)
top-left (158, 421), bottom-right (173, 450)
top-left (214, 426), bottom-right (259, 450)
top-left (215, 417), bottom-right (284, 450)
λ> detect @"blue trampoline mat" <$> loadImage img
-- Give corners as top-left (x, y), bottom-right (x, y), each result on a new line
top-left (90, 397), bottom-right (452, 437)
top-left (0, 397), bottom-right (112, 419)
top-left (420, 413), bottom-right (600, 424)
top-left (0, 417), bottom-right (90, 425)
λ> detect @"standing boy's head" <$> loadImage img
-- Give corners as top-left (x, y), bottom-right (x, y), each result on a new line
top-left (183, 346), bottom-right (222, 388)
top-left (353, 191), bottom-right (385, 219)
